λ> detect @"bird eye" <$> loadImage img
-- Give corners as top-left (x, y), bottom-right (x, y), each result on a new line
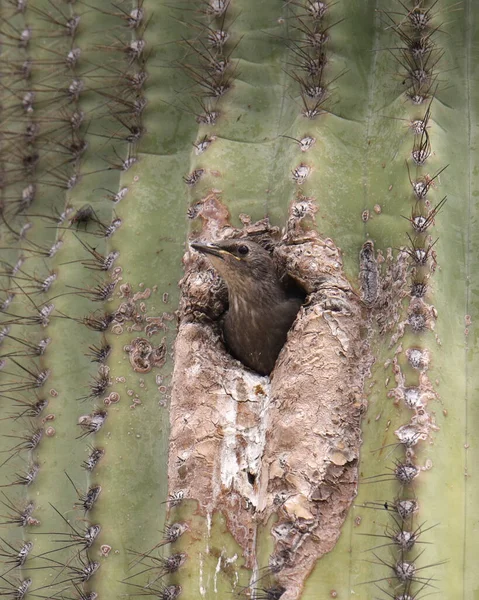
top-left (237, 244), bottom-right (249, 256)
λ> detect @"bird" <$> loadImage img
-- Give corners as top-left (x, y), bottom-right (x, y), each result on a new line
top-left (190, 239), bottom-right (305, 376)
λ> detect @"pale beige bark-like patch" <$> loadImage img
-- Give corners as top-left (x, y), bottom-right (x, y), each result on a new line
top-left (169, 194), bottom-right (370, 598)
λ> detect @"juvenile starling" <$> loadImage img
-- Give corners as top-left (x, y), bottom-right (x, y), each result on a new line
top-left (191, 239), bottom-right (304, 375)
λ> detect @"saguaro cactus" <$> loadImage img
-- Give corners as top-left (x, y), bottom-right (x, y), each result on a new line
top-left (0, 1), bottom-right (477, 599)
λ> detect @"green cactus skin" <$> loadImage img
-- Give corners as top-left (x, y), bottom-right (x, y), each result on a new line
top-left (0, 0), bottom-right (478, 599)
top-left (342, 2), bottom-right (479, 600)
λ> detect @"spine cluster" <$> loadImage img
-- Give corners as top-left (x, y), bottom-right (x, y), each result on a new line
top-left (363, 2), bottom-right (447, 599)
top-left (182, 0), bottom-right (236, 190)
top-left (0, 1), bottom-right (187, 598)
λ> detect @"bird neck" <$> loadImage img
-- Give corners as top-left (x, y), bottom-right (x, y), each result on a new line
top-left (227, 276), bottom-right (288, 315)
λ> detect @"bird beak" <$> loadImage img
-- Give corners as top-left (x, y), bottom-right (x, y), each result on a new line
top-left (190, 242), bottom-right (227, 260)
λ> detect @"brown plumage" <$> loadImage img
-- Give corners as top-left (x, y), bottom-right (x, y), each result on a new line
top-left (191, 239), bottom-right (304, 375)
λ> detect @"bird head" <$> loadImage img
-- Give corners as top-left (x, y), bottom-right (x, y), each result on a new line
top-left (190, 239), bottom-right (279, 294)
